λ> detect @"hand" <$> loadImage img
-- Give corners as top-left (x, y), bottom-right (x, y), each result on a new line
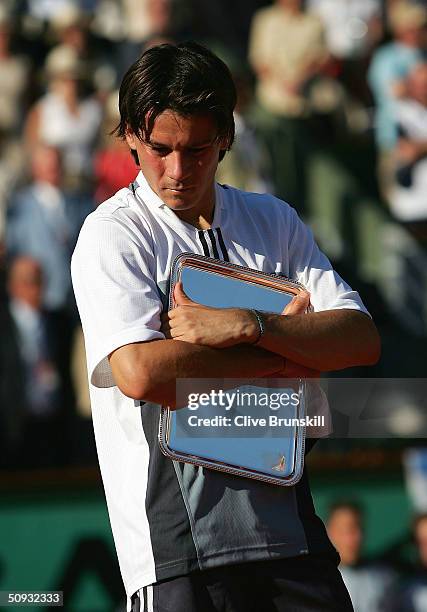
top-left (282, 291), bottom-right (310, 316)
top-left (160, 282), bottom-right (258, 348)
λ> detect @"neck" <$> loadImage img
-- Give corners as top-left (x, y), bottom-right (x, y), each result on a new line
top-left (176, 207), bottom-right (215, 230)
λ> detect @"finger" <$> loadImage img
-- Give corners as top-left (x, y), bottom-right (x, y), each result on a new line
top-left (173, 281), bottom-right (195, 307)
top-left (162, 321), bottom-right (184, 339)
top-left (282, 291), bottom-right (310, 316)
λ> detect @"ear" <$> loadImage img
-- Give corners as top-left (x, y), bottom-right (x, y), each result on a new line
top-left (219, 135), bottom-right (230, 151)
top-left (125, 130), bottom-right (138, 150)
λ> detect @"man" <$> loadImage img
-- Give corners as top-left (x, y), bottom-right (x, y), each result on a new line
top-left (308, 0), bottom-right (382, 105)
top-left (71, 42), bottom-right (380, 612)
top-left (390, 62), bottom-right (427, 221)
top-left (368, 1), bottom-right (427, 195)
top-left (6, 143), bottom-right (92, 314)
top-left (384, 513), bottom-right (427, 612)
top-left (327, 502), bottom-right (395, 612)
top-left (248, 0), bottom-right (329, 208)
top-left (0, 256), bottom-right (72, 468)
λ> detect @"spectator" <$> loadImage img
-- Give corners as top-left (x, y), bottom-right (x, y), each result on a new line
top-left (25, 44), bottom-right (102, 185)
top-left (369, 1), bottom-right (427, 194)
top-left (6, 143), bottom-right (92, 314)
top-left (248, 0), bottom-right (330, 209)
top-left (49, 3), bottom-right (90, 55)
top-left (308, 0), bottom-right (382, 105)
top-left (309, 0), bottom-right (382, 62)
top-left (49, 3), bottom-right (118, 96)
top-left (390, 62), bottom-right (427, 221)
top-left (327, 502), bottom-right (396, 612)
top-left (249, 0), bottom-right (329, 119)
top-left (387, 514), bottom-right (427, 611)
top-left (0, 256), bottom-right (72, 468)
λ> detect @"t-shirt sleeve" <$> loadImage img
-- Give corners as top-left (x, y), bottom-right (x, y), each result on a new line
top-left (71, 214), bottom-right (164, 388)
top-left (286, 206), bottom-right (370, 316)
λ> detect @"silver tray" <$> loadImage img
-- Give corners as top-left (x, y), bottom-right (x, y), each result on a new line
top-left (158, 253), bottom-right (308, 486)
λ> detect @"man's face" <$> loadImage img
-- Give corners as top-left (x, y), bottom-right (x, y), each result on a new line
top-left (125, 110), bottom-right (225, 223)
top-left (415, 518), bottom-right (427, 567)
top-left (327, 508), bottom-right (363, 566)
top-left (8, 258), bottom-right (44, 310)
top-left (31, 145), bottom-right (62, 186)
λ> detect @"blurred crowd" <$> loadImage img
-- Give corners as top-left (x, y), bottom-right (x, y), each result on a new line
top-left (1, 0), bottom-right (427, 459)
top-left (1, 1), bottom-right (427, 610)
top-left (0, 2), bottom-right (426, 462)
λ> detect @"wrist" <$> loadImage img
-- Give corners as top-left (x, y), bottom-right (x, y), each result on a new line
top-left (250, 309), bottom-right (265, 345)
top-left (237, 308), bottom-right (263, 344)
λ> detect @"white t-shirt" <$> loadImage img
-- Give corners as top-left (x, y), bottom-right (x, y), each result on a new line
top-left (71, 171), bottom-right (369, 604)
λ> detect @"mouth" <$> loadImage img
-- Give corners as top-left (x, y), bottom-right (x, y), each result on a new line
top-left (165, 186), bottom-right (193, 193)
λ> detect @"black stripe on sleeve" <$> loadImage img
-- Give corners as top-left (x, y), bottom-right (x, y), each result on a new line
top-left (197, 230), bottom-right (211, 256)
top-left (207, 229), bottom-right (220, 259)
top-left (216, 228), bottom-right (230, 262)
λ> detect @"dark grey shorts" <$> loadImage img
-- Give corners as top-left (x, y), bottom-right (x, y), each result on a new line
top-left (131, 555), bottom-right (353, 612)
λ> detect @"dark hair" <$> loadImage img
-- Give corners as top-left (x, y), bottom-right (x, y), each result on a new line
top-left (114, 41), bottom-right (237, 164)
top-left (327, 501), bottom-right (363, 522)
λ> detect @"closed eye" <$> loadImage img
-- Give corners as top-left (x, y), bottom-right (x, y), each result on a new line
top-left (189, 147), bottom-right (207, 154)
top-left (150, 146), bottom-right (171, 156)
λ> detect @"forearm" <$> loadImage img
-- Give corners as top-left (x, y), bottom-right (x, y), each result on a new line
top-left (163, 286), bottom-right (380, 372)
top-left (109, 339), bottom-right (284, 408)
top-left (256, 309), bottom-right (380, 371)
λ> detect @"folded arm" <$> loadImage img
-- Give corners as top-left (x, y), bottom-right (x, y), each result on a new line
top-left (109, 339), bottom-right (285, 409)
top-left (256, 308), bottom-right (380, 371)
top-left (163, 283), bottom-right (381, 373)
top-left (109, 281), bottom-right (380, 407)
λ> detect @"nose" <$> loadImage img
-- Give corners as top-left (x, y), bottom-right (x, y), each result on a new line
top-left (166, 151), bottom-right (190, 182)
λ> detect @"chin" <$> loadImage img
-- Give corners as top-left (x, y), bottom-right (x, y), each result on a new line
top-left (164, 195), bottom-right (194, 210)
